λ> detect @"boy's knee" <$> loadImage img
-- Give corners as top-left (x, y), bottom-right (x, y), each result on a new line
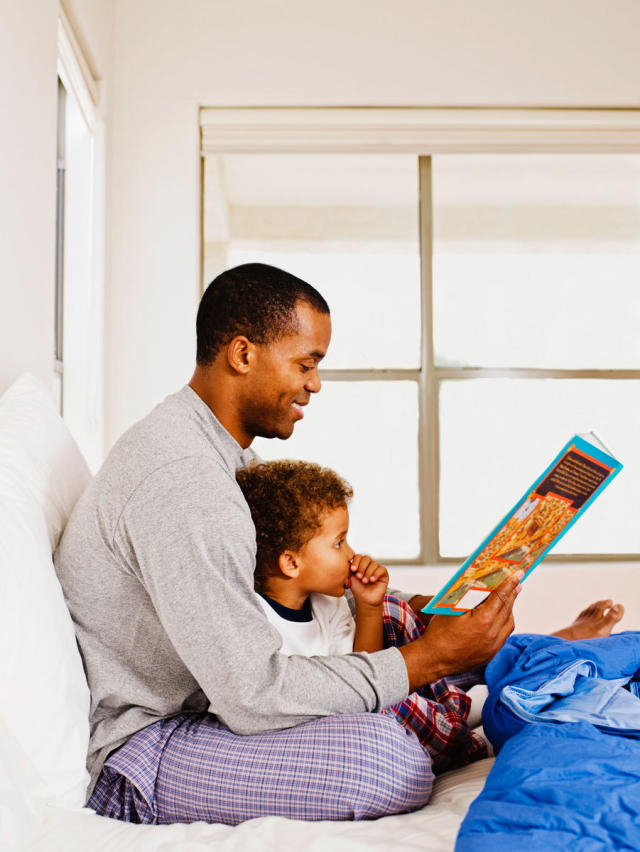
top-left (351, 714), bottom-right (434, 819)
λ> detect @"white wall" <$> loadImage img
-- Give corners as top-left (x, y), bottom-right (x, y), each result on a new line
top-left (390, 561), bottom-right (640, 635)
top-left (0, 0), bottom-right (113, 402)
top-left (0, 0), bottom-right (59, 394)
top-left (65, 0), bottom-right (114, 82)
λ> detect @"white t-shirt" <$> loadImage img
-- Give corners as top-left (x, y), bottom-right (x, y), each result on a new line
top-left (257, 593), bottom-right (356, 656)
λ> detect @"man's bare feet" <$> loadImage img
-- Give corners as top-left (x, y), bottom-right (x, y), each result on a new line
top-left (552, 599), bottom-right (624, 641)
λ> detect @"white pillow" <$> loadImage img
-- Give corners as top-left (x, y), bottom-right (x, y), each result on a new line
top-left (0, 374), bottom-right (92, 808)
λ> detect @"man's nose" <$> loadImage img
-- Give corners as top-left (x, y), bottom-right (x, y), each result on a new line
top-left (304, 367), bottom-right (321, 393)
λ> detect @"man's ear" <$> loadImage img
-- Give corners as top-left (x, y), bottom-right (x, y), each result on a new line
top-left (226, 336), bottom-right (255, 375)
top-left (278, 551), bottom-right (301, 579)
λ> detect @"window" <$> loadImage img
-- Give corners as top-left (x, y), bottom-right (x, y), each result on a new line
top-left (55, 11), bottom-right (105, 472)
top-left (54, 79), bottom-right (66, 413)
top-left (200, 109), bottom-right (640, 564)
top-left (433, 155), bottom-right (640, 559)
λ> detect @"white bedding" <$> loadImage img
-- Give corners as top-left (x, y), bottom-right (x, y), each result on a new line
top-left (2, 698), bottom-right (493, 851)
top-left (10, 759), bottom-right (493, 851)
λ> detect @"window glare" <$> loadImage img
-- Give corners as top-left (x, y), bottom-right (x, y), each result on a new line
top-left (253, 381), bottom-right (421, 560)
top-left (439, 379), bottom-right (640, 557)
top-left (433, 154), bottom-right (640, 369)
top-left (434, 250), bottom-right (640, 369)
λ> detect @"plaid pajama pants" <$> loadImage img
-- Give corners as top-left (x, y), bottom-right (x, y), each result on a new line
top-left (380, 596), bottom-right (488, 774)
top-left (87, 596), bottom-right (486, 825)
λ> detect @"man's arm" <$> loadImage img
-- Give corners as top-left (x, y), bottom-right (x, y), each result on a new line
top-left (399, 572), bottom-right (522, 691)
top-left (120, 459), bottom-right (520, 732)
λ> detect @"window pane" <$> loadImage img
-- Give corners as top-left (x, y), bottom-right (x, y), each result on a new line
top-left (203, 154), bottom-right (421, 369)
top-left (61, 80), bottom-right (102, 472)
top-left (253, 381), bottom-right (420, 559)
top-left (439, 378), bottom-right (640, 556)
top-left (433, 155), bottom-right (640, 368)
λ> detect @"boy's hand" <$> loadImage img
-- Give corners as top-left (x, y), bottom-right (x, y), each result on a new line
top-left (349, 554), bottom-right (389, 608)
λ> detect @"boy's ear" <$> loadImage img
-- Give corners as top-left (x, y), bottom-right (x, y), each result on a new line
top-left (278, 551), bottom-right (300, 579)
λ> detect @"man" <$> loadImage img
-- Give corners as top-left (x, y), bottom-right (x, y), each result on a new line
top-left (55, 263), bottom-right (621, 826)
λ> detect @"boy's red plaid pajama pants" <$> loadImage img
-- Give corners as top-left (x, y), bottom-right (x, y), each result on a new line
top-left (381, 594), bottom-right (488, 774)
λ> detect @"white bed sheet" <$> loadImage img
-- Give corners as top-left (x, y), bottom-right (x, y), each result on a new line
top-left (7, 758), bottom-right (492, 852)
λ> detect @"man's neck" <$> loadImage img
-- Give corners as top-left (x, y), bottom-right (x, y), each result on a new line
top-left (189, 365), bottom-right (253, 448)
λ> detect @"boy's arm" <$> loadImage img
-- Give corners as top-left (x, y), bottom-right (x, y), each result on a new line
top-left (353, 600), bottom-right (384, 653)
top-left (350, 554), bottom-right (389, 653)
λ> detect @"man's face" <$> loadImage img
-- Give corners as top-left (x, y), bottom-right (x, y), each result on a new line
top-left (242, 301), bottom-right (332, 442)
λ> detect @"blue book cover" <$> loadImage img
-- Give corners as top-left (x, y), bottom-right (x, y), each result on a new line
top-left (423, 433), bottom-right (623, 616)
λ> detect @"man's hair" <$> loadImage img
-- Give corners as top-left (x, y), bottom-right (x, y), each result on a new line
top-left (236, 459), bottom-right (353, 595)
top-left (196, 263), bottom-right (330, 365)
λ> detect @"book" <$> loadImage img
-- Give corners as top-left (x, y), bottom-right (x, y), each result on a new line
top-left (423, 433), bottom-right (623, 616)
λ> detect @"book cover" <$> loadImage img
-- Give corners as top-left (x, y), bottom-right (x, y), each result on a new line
top-left (423, 433), bottom-right (623, 616)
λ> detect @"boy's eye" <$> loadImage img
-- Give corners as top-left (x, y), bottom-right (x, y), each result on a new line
top-left (334, 539), bottom-right (344, 549)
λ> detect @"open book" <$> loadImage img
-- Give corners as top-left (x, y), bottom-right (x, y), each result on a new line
top-left (423, 433), bottom-right (623, 616)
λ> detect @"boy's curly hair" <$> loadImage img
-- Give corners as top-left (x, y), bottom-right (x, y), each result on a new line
top-left (236, 459), bottom-right (353, 595)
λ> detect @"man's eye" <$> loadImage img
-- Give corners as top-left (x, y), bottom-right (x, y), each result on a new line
top-left (299, 364), bottom-right (311, 373)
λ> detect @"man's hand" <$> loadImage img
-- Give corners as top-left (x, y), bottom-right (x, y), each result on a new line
top-left (399, 571), bottom-right (523, 692)
top-left (349, 554), bottom-right (389, 608)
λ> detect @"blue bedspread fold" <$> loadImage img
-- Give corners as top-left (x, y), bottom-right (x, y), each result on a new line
top-left (455, 632), bottom-right (640, 851)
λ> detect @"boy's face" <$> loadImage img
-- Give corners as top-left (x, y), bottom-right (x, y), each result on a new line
top-left (295, 505), bottom-right (355, 598)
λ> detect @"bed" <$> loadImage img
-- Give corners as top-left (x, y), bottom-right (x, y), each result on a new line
top-left (0, 373), bottom-right (492, 851)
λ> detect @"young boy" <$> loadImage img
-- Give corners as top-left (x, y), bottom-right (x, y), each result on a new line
top-left (236, 459), bottom-right (488, 774)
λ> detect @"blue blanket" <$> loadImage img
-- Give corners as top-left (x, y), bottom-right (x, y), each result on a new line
top-left (456, 632), bottom-right (640, 851)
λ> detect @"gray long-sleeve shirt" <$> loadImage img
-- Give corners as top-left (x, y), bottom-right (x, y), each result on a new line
top-left (54, 386), bottom-right (409, 796)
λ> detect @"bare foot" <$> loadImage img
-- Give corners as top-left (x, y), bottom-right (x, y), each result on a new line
top-left (552, 599), bottom-right (624, 641)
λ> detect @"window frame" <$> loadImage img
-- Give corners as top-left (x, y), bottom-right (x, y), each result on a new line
top-left (199, 107), bottom-right (640, 564)
top-left (55, 8), bottom-right (105, 472)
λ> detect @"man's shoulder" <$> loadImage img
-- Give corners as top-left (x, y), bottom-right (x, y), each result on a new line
top-left (111, 386), bottom-right (207, 458)
top-left (56, 391), bottom-right (253, 573)
top-left (74, 388), bottom-right (246, 535)
top-left (101, 386), bottom-right (240, 485)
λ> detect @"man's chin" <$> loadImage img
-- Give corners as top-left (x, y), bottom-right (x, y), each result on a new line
top-left (276, 421), bottom-right (296, 440)
top-left (254, 422), bottom-right (295, 441)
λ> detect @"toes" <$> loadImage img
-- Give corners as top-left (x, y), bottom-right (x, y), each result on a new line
top-left (604, 603), bottom-right (625, 624)
top-left (577, 600), bottom-right (610, 619)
